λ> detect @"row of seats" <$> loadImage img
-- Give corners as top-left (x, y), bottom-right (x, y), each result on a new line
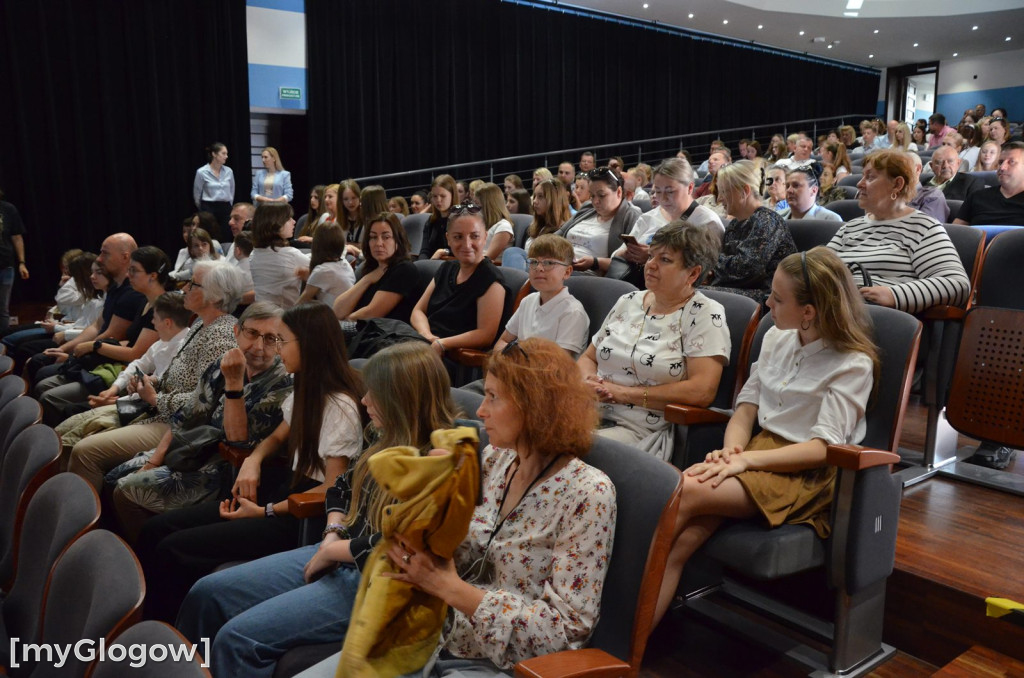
top-left (0, 379), bottom-right (210, 678)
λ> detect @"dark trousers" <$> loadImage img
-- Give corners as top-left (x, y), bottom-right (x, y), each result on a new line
top-left (200, 200), bottom-right (231, 240)
top-left (135, 466), bottom-right (315, 623)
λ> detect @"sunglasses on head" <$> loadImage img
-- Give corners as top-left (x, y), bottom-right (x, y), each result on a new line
top-left (449, 201), bottom-right (482, 217)
top-left (586, 167), bottom-right (623, 188)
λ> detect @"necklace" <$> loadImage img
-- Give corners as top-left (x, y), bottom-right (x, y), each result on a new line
top-left (630, 291), bottom-right (695, 387)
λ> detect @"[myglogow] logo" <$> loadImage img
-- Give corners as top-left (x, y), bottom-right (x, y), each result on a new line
top-left (9, 636), bottom-right (211, 669)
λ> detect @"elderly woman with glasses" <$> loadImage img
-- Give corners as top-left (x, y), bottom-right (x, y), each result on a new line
top-left (827, 149), bottom-right (969, 311)
top-left (556, 167), bottom-right (641, 275)
top-left (780, 164), bottom-right (842, 222)
top-left (578, 222), bottom-right (730, 461)
top-left (411, 201), bottom-right (509, 358)
top-left (63, 260), bottom-right (247, 493)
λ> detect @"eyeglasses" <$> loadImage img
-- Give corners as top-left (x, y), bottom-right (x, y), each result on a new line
top-left (239, 326), bottom-right (283, 351)
top-left (500, 338), bottom-right (529, 362)
top-left (449, 201), bottom-right (482, 217)
top-left (586, 167), bottom-right (623, 187)
top-left (127, 266), bottom-right (146, 276)
top-left (526, 258), bottom-right (570, 270)
top-left (184, 279), bottom-right (203, 290)
top-left (764, 177), bottom-right (776, 186)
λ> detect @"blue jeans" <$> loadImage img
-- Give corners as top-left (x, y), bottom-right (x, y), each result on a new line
top-left (0, 267), bottom-right (15, 333)
top-left (500, 247), bottom-right (529, 272)
top-left (3, 327), bottom-right (47, 349)
top-left (176, 543), bottom-right (362, 678)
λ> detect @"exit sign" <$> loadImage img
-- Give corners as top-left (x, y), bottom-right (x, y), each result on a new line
top-left (279, 87), bottom-right (301, 101)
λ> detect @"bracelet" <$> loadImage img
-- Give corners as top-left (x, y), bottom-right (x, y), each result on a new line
top-left (265, 502), bottom-right (276, 518)
top-left (224, 389), bottom-right (244, 399)
top-left (642, 385), bottom-right (649, 410)
top-left (322, 523), bottom-right (350, 540)
top-left (589, 256), bottom-right (600, 271)
top-left (435, 339), bottom-right (446, 353)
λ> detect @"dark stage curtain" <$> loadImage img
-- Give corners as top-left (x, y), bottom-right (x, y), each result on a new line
top-left (305, 0), bottom-right (879, 182)
top-left (0, 0), bottom-right (250, 303)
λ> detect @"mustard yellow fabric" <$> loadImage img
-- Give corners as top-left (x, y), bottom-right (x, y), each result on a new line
top-left (336, 426), bottom-right (481, 678)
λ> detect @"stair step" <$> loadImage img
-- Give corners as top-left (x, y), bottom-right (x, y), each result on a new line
top-left (932, 645), bottom-right (1024, 677)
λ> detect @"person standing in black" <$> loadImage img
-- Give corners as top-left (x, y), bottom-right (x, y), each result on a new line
top-left (0, 189), bottom-right (30, 332)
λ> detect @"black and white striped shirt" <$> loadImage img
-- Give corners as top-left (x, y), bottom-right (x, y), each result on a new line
top-left (827, 211), bottom-right (970, 314)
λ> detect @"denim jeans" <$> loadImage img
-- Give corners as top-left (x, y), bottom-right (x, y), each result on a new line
top-left (500, 247), bottom-right (529, 272)
top-left (176, 543), bottom-right (362, 678)
top-left (0, 267), bottom-right (15, 333)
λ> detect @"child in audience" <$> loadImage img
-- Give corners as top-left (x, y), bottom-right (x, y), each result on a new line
top-left (176, 342), bottom-right (458, 677)
top-left (494, 235), bottom-right (589, 358)
top-left (296, 223), bottom-right (355, 307)
top-left (476, 182), bottom-right (514, 264)
top-left (232, 230), bottom-right (254, 290)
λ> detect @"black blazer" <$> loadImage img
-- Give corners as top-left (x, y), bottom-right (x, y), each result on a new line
top-left (941, 173), bottom-right (984, 201)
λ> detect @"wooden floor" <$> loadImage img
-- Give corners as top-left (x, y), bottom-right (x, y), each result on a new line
top-left (640, 396), bottom-right (1024, 677)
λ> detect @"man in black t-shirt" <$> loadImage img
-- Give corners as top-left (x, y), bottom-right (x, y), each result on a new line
top-left (0, 193), bottom-right (30, 331)
top-left (954, 142), bottom-right (1024, 227)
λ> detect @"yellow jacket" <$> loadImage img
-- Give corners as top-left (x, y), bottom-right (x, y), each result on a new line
top-left (337, 427), bottom-right (481, 678)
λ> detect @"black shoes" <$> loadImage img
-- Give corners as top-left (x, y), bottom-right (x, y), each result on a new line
top-left (964, 443), bottom-right (1018, 470)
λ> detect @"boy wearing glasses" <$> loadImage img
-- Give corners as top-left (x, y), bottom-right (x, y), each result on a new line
top-left (493, 235), bottom-right (589, 358)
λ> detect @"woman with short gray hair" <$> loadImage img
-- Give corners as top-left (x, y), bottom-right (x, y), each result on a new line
top-left (192, 260), bottom-right (247, 314)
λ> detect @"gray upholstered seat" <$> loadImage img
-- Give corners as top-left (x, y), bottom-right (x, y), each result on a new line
top-left (828, 199), bottom-right (866, 221)
top-left (0, 374), bottom-right (27, 420)
top-left (786, 220), bottom-right (842, 252)
top-left (90, 621), bottom-right (211, 678)
top-left (0, 396), bottom-right (42, 469)
top-left (400, 212), bottom-right (429, 256)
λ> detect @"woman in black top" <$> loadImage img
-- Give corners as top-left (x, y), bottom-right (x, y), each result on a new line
top-left (333, 213), bottom-right (420, 323)
top-left (410, 202), bottom-right (506, 357)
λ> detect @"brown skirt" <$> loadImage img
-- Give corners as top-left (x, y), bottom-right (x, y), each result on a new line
top-left (735, 430), bottom-right (836, 539)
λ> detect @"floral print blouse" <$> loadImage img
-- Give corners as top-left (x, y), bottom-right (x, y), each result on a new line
top-left (444, 444), bottom-right (617, 669)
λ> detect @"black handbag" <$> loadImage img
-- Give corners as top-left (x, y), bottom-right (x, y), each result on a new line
top-left (115, 396), bottom-right (155, 427)
top-left (163, 425), bottom-right (225, 472)
top-left (345, 318), bottom-right (430, 360)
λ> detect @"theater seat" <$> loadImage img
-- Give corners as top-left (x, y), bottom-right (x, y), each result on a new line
top-left (828, 199), bottom-right (866, 221)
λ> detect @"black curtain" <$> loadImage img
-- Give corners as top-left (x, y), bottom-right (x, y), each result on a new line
top-left (0, 0), bottom-right (250, 303)
top-left (306, 0), bottom-right (879, 182)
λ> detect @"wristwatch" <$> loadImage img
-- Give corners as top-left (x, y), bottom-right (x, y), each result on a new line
top-left (265, 502), bottom-right (276, 518)
top-left (93, 340), bottom-right (104, 354)
top-left (224, 389), bottom-right (244, 399)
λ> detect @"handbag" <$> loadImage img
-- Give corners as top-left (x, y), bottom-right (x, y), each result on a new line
top-left (846, 261), bottom-right (874, 288)
top-left (345, 318), bottom-right (430, 360)
top-left (115, 396), bottom-right (155, 427)
top-left (163, 425), bottom-right (225, 472)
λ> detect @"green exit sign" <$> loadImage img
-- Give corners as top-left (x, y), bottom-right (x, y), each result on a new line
top-left (279, 87), bottom-right (301, 101)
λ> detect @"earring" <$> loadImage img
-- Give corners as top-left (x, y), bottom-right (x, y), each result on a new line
top-left (890, 190), bottom-right (899, 201)
top-left (800, 319), bottom-right (811, 331)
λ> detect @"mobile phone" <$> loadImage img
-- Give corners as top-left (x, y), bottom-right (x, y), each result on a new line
top-left (619, 234), bottom-right (639, 245)
top-left (134, 367), bottom-right (144, 380)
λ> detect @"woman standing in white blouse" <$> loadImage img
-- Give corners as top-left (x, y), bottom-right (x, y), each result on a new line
top-left (248, 203), bottom-right (310, 309)
top-left (193, 142), bottom-right (235, 235)
top-left (654, 247), bottom-right (879, 623)
top-left (251, 147), bottom-right (293, 205)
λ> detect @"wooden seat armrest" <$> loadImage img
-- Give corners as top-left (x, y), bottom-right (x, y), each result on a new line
top-left (288, 492), bottom-right (326, 519)
top-left (515, 649), bottom-right (630, 678)
top-left (450, 347), bottom-right (489, 367)
top-left (826, 444), bottom-right (901, 470)
top-left (919, 305), bottom-right (966, 322)
top-left (219, 442), bottom-right (252, 468)
top-left (664, 403), bottom-right (730, 427)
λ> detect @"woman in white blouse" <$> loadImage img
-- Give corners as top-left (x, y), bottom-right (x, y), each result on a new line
top-left (654, 247), bottom-right (879, 623)
top-left (248, 203), bottom-right (310, 309)
top-left (251, 147), bottom-right (293, 205)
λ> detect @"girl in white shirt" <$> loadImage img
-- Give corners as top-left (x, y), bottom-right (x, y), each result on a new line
top-left (296, 223), bottom-right (355, 308)
top-left (475, 183), bottom-right (515, 264)
top-left (249, 203), bottom-right (311, 309)
top-left (653, 247), bottom-right (879, 624)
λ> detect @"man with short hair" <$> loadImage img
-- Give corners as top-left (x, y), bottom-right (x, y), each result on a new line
top-left (927, 113), bottom-right (956, 149)
top-left (775, 137), bottom-right (813, 170)
top-left (556, 162), bottom-right (575, 188)
top-left (928, 146), bottom-right (983, 201)
top-left (975, 103), bottom-right (986, 119)
top-left (624, 169), bottom-right (650, 203)
top-left (738, 139), bottom-right (750, 160)
top-left (697, 140), bottom-right (726, 174)
top-left (992, 107), bottom-right (1007, 120)
top-left (908, 153), bottom-right (950, 222)
top-left (851, 122), bottom-right (883, 156)
top-left (694, 150), bottom-right (730, 199)
top-left (224, 202), bottom-right (255, 262)
top-left (954, 141), bottom-right (1024, 226)
top-left (881, 119), bottom-right (898, 148)
top-left (579, 151), bottom-right (596, 173)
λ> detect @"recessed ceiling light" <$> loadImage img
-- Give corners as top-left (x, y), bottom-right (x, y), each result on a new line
top-left (799, 30), bottom-right (805, 36)
top-left (642, 2), bottom-right (648, 8)
top-left (972, 25), bottom-right (979, 30)
top-left (873, 29), bottom-right (879, 34)
top-left (868, 54), bottom-right (874, 58)
top-left (953, 52), bottom-right (958, 57)
top-left (846, 0), bottom-right (864, 8)
top-left (1007, 36), bottom-right (1013, 41)
top-left (722, 19), bottom-right (728, 24)
top-left (757, 24), bottom-right (763, 29)
top-left (913, 42), bottom-right (919, 47)
top-left (827, 44), bottom-right (833, 49)
top-left (688, 13), bottom-right (694, 18)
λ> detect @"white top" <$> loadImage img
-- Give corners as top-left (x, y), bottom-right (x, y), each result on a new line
top-left (504, 288), bottom-right (590, 357)
top-left (960, 146), bottom-right (980, 171)
top-left (306, 259), bottom-right (356, 308)
top-left (592, 289), bottom-right (731, 457)
top-left (249, 246), bottom-right (311, 309)
top-left (614, 205), bottom-right (725, 257)
top-left (57, 297), bottom-right (105, 340)
top-left (484, 218), bottom-right (514, 251)
top-left (235, 256), bottom-right (254, 290)
top-left (634, 187), bottom-right (651, 203)
top-left (54, 278), bottom-right (85, 320)
top-left (735, 327), bottom-right (873, 446)
top-left (780, 203), bottom-right (843, 222)
top-left (280, 392), bottom-right (362, 482)
top-left (565, 214), bottom-right (612, 259)
top-left (111, 327), bottom-right (190, 392)
top-left (826, 212), bottom-right (970, 314)
top-left (193, 164), bottom-right (236, 207)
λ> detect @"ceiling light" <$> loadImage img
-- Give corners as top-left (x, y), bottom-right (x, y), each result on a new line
top-left (757, 24), bottom-right (763, 29)
top-left (688, 13), bottom-right (694, 18)
top-left (873, 29), bottom-right (879, 34)
top-left (846, 0), bottom-right (864, 8)
top-left (843, 12), bottom-right (858, 17)
top-left (642, 2), bottom-right (648, 7)
top-left (972, 25), bottom-right (979, 30)
top-left (1007, 36), bottom-right (1013, 41)
top-left (799, 30), bottom-right (805, 36)
top-left (827, 44), bottom-right (833, 49)
top-left (913, 42), bottom-right (919, 47)
top-left (869, 54), bottom-right (874, 58)
top-left (953, 52), bottom-right (958, 57)
top-left (723, 19), bottom-right (728, 24)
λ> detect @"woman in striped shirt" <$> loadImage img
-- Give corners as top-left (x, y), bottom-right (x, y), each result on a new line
top-left (826, 150), bottom-right (969, 313)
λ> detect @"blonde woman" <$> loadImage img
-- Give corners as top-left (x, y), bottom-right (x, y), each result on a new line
top-left (252, 147), bottom-right (293, 205)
